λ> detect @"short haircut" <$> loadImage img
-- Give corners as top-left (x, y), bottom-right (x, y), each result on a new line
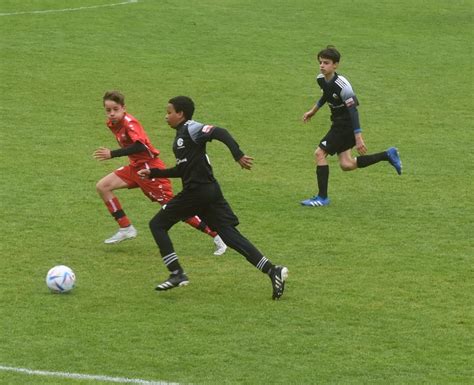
top-left (317, 45), bottom-right (341, 63)
top-left (168, 96), bottom-right (195, 120)
top-left (103, 90), bottom-right (125, 106)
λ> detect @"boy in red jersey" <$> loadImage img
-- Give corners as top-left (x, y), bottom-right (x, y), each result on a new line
top-left (93, 91), bottom-right (227, 255)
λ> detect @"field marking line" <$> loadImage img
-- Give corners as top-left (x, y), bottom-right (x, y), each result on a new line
top-left (0, 0), bottom-right (138, 17)
top-left (0, 365), bottom-right (185, 385)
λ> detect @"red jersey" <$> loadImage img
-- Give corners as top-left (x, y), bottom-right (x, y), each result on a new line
top-left (107, 113), bottom-right (160, 167)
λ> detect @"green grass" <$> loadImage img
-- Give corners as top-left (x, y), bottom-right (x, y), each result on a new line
top-left (0, 0), bottom-right (472, 384)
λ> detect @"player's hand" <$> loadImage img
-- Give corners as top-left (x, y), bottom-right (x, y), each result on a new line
top-left (137, 169), bottom-right (151, 179)
top-left (238, 155), bottom-right (254, 170)
top-left (302, 110), bottom-right (315, 123)
top-left (355, 133), bottom-right (367, 155)
top-left (303, 107), bottom-right (318, 123)
top-left (93, 147), bottom-right (112, 161)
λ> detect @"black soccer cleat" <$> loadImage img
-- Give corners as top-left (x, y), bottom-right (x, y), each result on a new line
top-left (155, 272), bottom-right (189, 291)
top-left (269, 266), bottom-right (289, 300)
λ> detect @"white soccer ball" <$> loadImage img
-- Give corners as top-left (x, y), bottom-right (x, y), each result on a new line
top-left (46, 265), bottom-right (76, 293)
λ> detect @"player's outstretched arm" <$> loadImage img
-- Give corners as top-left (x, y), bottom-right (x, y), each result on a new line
top-left (138, 166), bottom-right (181, 179)
top-left (94, 141), bottom-right (147, 161)
top-left (209, 127), bottom-right (245, 161)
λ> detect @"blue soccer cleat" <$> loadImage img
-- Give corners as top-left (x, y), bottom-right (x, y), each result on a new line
top-left (387, 147), bottom-right (402, 175)
top-left (300, 195), bottom-right (330, 207)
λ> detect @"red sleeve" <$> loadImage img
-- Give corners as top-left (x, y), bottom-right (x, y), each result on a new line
top-left (125, 121), bottom-right (148, 144)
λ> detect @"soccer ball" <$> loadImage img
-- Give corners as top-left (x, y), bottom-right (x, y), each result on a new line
top-left (46, 265), bottom-right (76, 293)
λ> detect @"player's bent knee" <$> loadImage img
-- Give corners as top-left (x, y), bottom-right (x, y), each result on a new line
top-left (339, 162), bottom-right (355, 171)
top-left (149, 215), bottom-right (163, 230)
top-left (96, 177), bottom-right (114, 193)
top-left (315, 148), bottom-right (326, 162)
top-left (95, 180), bottom-right (107, 194)
top-left (149, 212), bottom-right (172, 231)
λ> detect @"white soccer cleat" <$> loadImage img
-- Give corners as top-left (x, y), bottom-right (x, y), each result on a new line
top-left (213, 235), bottom-right (227, 256)
top-left (104, 225), bottom-right (137, 244)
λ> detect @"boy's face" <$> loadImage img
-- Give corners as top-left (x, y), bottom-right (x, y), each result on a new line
top-left (165, 103), bottom-right (186, 128)
top-left (318, 57), bottom-right (338, 77)
top-left (104, 100), bottom-right (126, 124)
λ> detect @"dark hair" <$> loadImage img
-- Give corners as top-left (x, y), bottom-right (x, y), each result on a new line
top-left (317, 45), bottom-right (341, 63)
top-left (168, 96), bottom-right (195, 120)
top-left (103, 90), bottom-right (125, 106)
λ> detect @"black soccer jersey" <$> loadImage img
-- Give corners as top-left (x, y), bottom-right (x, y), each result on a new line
top-left (149, 120), bottom-right (244, 188)
top-left (316, 73), bottom-right (362, 133)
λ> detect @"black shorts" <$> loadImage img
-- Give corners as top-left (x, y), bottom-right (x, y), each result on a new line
top-left (157, 182), bottom-right (239, 231)
top-left (319, 118), bottom-right (355, 155)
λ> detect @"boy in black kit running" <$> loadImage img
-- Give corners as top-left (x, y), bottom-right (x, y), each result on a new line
top-left (138, 96), bottom-right (288, 300)
top-left (301, 46), bottom-right (402, 207)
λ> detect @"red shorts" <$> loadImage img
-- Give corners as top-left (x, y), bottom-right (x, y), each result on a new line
top-left (114, 158), bottom-right (174, 204)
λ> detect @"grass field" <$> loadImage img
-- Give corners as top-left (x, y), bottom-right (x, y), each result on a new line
top-left (0, 0), bottom-right (472, 384)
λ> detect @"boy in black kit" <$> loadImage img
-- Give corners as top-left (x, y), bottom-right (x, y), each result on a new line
top-left (301, 46), bottom-right (402, 207)
top-left (138, 96), bottom-right (288, 300)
